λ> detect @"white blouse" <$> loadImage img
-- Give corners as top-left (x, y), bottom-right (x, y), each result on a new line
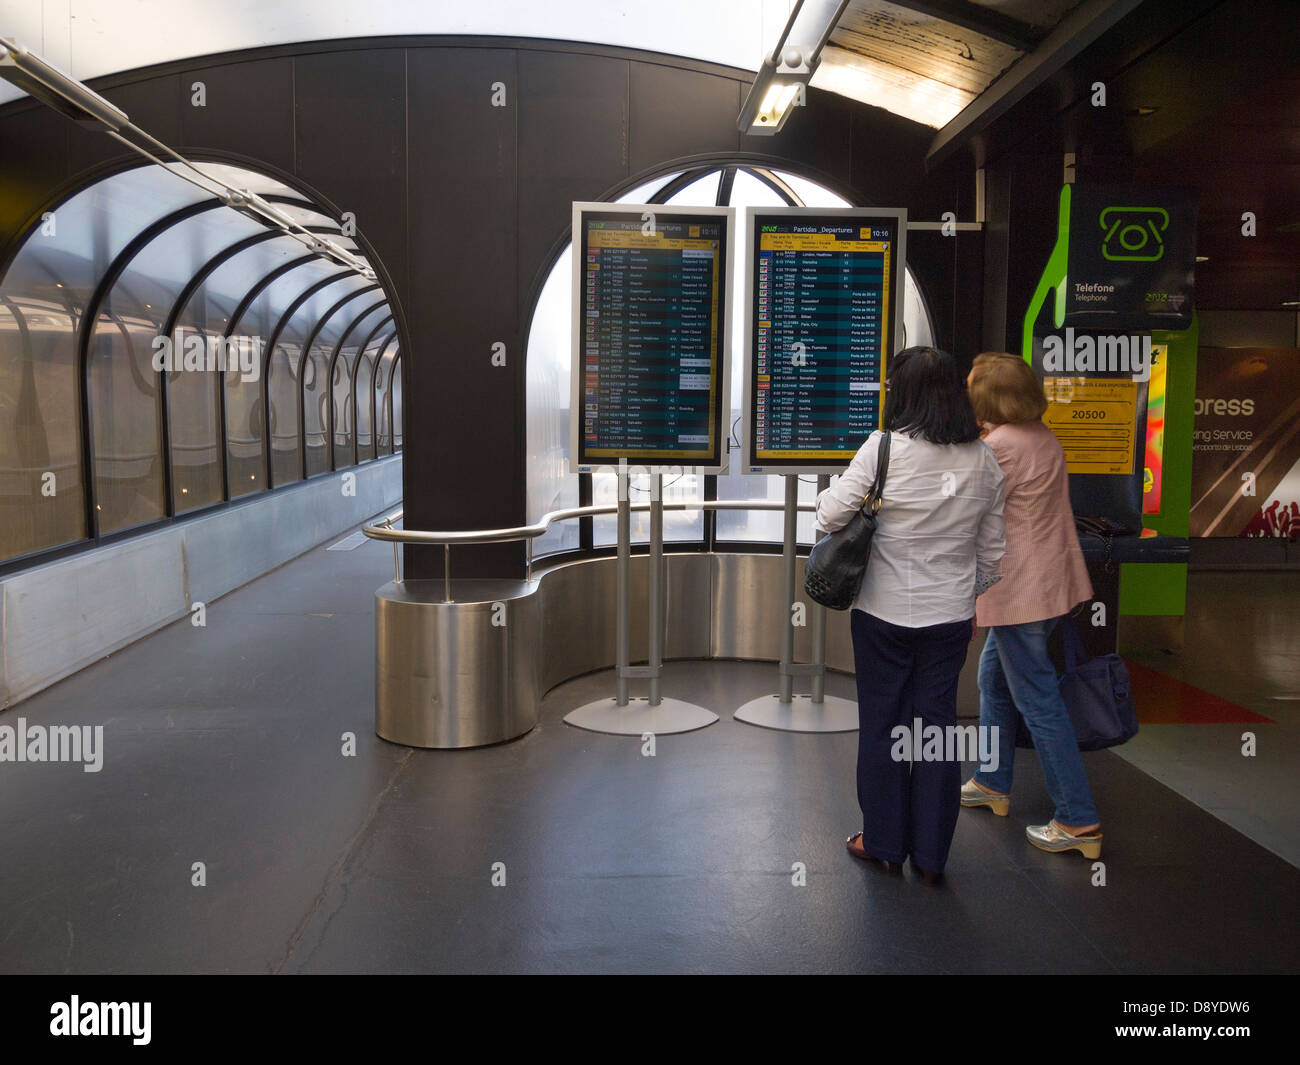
top-left (814, 430), bottom-right (1007, 628)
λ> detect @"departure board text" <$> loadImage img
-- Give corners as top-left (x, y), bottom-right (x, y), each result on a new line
top-left (580, 216), bottom-right (725, 463)
top-left (750, 218), bottom-right (898, 466)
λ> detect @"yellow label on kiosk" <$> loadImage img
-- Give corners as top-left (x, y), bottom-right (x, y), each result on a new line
top-left (1042, 377), bottom-right (1139, 475)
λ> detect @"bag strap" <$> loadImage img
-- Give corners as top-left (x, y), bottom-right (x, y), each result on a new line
top-left (1061, 615), bottom-right (1088, 671)
top-left (863, 431), bottom-right (891, 513)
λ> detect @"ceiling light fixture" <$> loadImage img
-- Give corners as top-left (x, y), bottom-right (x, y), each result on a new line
top-left (0, 38), bottom-right (128, 130)
top-left (737, 0), bottom-right (850, 136)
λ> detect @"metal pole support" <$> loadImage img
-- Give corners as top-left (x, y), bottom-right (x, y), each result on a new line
top-left (779, 474), bottom-right (798, 705)
top-left (616, 464), bottom-right (630, 707)
top-left (810, 474), bottom-right (829, 703)
top-left (648, 473), bottom-right (663, 707)
top-left (564, 465), bottom-right (717, 736)
top-left (733, 472), bottom-right (858, 733)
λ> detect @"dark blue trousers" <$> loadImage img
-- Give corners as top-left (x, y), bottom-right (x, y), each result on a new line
top-left (850, 609), bottom-right (973, 873)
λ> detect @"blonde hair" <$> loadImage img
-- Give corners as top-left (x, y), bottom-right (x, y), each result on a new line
top-left (968, 352), bottom-right (1048, 426)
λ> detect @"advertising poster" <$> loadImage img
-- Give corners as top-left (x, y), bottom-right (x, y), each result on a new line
top-left (1190, 346), bottom-right (1300, 537)
top-left (1143, 343), bottom-right (1168, 514)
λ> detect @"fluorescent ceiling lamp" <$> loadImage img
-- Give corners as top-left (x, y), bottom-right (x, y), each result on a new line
top-left (761, 81), bottom-right (802, 117)
top-left (737, 0), bottom-right (850, 135)
top-left (0, 37), bottom-right (129, 130)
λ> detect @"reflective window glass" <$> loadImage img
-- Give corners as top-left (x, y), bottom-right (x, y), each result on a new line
top-left (267, 339), bottom-right (302, 486)
top-left (391, 361), bottom-right (403, 452)
top-left (355, 350), bottom-right (376, 463)
top-left (375, 342), bottom-right (398, 456)
top-left (0, 295), bottom-right (86, 558)
top-left (0, 160), bottom-right (397, 566)
top-left (86, 308), bottom-right (165, 533)
top-left (332, 351), bottom-right (356, 468)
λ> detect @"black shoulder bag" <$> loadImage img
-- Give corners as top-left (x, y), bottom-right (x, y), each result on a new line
top-left (804, 432), bottom-right (891, 611)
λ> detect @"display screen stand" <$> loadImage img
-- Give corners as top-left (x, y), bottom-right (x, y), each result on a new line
top-left (733, 474), bottom-right (859, 733)
top-left (563, 468), bottom-right (718, 736)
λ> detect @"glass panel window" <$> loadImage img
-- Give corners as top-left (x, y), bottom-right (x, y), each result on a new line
top-left (0, 160), bottom-right (398, 566)
top-left (167, 351), bottom-right (225, 512)
top-left (391, 361), bottom-right (403, 451)
top-left (355, 350), bottom-right (376, 463)
top-left (267, 339), bottom-right (302, 486)
top-left (770, 169), bottom-right (851, 208)
top-left (525, 246), bottom-right (578, 557)
top-left (332, 352), bottom-right (356, 468)
top-left (225, 363), bottom-right (265, 497)
top-left (591, 469), bottom-right (705, 546)
top-left (375, 343), bottom-right (398, 456)
top-left (615, 171), bottom-right (684, 205)
top-left (327, 306), bottom-right (389, 467)
top-left (0, 296), bottom-right (86, 558)
top-left (87, 309), bottom-right (165, 533)
top-left (303, 345), bottom-right (332, 476)
top-left (133, 209), bottom-right (267, 514)
top-left (265, 275), bottom-right (358, 484)
top-left (665, 171), bottom-right (720, 206)
top-left (183, 234), bottom-right (329, 500)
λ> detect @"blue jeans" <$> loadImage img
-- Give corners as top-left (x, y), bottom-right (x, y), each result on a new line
top-left (973, 617), bottom-right (1100, 827)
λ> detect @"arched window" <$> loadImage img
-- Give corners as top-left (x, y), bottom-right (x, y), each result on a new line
top-left (525, 165), bottom-right (934, 558)
top-left (0, 161), bottom-right (402, 568)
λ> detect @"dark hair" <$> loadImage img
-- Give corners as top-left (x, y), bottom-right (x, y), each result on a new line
top-left (882, 346), bottom-right (981, 445)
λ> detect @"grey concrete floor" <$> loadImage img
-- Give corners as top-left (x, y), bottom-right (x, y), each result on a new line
top-left (0, 533), bottom-right (1296, 974)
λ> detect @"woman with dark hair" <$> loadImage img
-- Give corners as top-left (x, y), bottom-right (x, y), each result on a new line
top-left (816, 346), bottom-right (1006, 883)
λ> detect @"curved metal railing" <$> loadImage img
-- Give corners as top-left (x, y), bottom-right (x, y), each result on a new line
top-left (364, 499), bottom-right (819, 593)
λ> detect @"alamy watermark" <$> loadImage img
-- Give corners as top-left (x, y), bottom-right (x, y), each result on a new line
top-left (0, 717), bottom-right (103, 772)
top-left (1042, 327), bottom-right (1152, 382)
top-left (50, 996), bottom-right (150, 1045)
top-left (890, 719), bottom-right (999, 773)
top-left (151, 326), bottom-right (262, 383)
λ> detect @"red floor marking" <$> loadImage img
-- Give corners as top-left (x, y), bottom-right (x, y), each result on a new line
top-left (1123, 658), bottom-right (1274, 724)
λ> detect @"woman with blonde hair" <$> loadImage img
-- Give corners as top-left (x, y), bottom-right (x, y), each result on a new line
top-left (961, 353), bottom-right (1103, 859)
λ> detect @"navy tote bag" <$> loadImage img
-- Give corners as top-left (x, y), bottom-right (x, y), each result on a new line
top-left (1014, 618), bottom-right (1139, 751)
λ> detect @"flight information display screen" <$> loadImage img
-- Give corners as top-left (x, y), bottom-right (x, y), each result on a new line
top-left (571, 204), bottom-right (731, 472)
top-left (743, 208), bottom-right (905, 473)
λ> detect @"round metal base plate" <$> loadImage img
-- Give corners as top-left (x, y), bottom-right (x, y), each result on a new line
top-left (564, 696), bottom-right (718, 736)
top-left (733, 693), bottom-right (859, 733)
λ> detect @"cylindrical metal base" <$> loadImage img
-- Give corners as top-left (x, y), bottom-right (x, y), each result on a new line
top-left (372, 553), bottom-right (861, 751)
top-left (375, 578), bottom-right (539, 748)
top-left (564, 696), bottom-right (718, 736)
top-left (733, 694), bottom-right (859, 733)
